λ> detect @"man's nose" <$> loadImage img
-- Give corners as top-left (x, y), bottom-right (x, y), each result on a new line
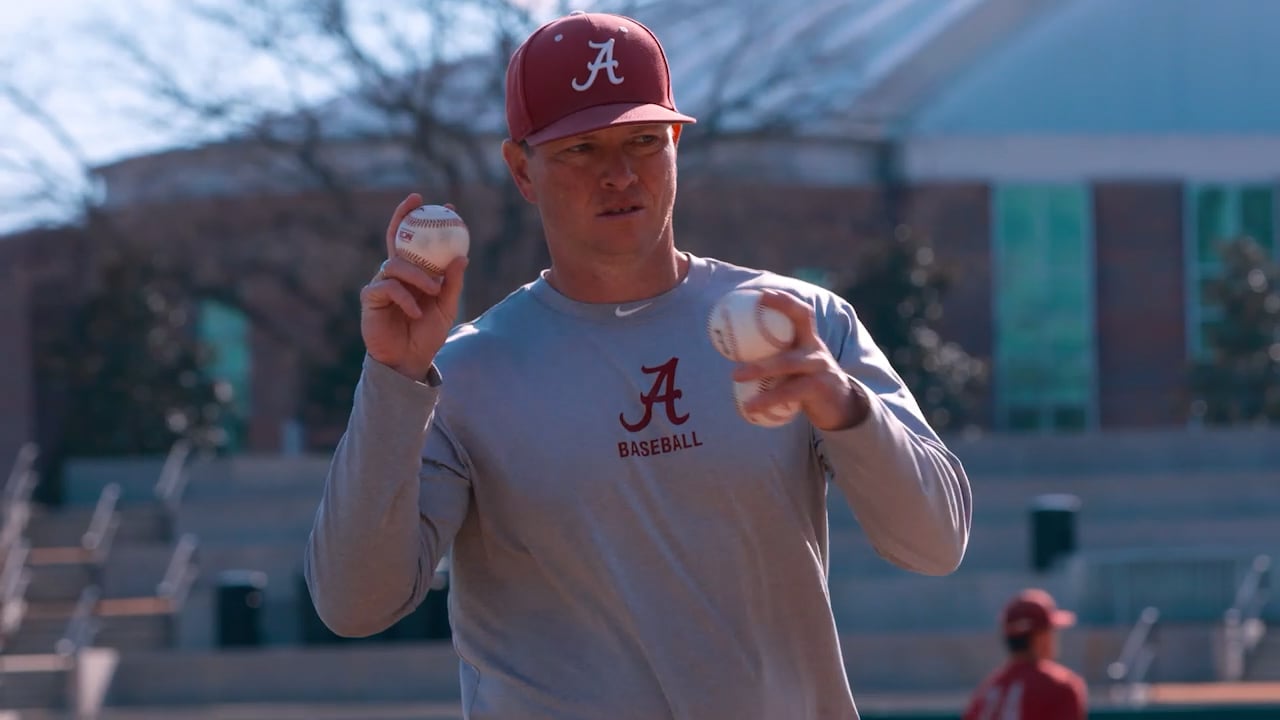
top-left (600, 151), bottom-right (637, 190)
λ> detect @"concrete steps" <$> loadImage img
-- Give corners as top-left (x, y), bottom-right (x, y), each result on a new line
top-left (61, 455), bottom-right (331, 508)
top-left (174, 496), bottom-right (318, 547)
top-left (83, 624), bottom-right (1219, 703)
top-left (23, 561), bottom-right (99, 604)
top-left (25, 505), bottom-right (169, 549)
top-left (0, 653), bottom-right (69, 710)
top-left (828, 471), bottom-right (1280, 531)
top-left (105, 644), bottom-right (463, 706)
top-left (5, 601), bottom-right (174, 655)
top-left (842, 622), bottom-right (1218, 692)
top-left (945, 428), bottom-right (1280, 476)
top-left (0, 648), bottom-right (116, 713)
top-left (93, 703), bottom-right (464, 720)
top-left (826, 514), bottom-right (1280, 580)
top-left (1245, 632), bottom-right (1280, 681)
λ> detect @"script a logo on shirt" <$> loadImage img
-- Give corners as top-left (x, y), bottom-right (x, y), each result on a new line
top-left (617, 356), bottom-right (703, 459)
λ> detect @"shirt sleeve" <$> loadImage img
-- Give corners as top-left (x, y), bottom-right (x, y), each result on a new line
top-left (1039, 676), bottom-right (1088, 720)
top-left (303, 355), bottom-right (473, 637)
top-left (811, 292), bottom-right (973, 575)
top-left (961, 685), bottom-right (987, 720)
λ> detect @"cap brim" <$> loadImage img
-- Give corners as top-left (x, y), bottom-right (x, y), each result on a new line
top-left (524, 102), bottom-right (696, 146)
top-left (1052, 610), bottom-right (1077, 628)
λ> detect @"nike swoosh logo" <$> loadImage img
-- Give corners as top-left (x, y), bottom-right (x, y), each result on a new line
top-left (614, 303), bottom-right (653, 318)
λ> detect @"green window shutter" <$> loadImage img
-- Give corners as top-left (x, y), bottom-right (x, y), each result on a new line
top-left (1240, 186), bottom-right (1275, 253)
top-left (993, 184), bottom-right (1095, 432)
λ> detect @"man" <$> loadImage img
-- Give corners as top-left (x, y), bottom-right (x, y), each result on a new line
top-left (963, 589), bottom-right (1088, 720)
top-left (305, 10), bottom-right (972, 720)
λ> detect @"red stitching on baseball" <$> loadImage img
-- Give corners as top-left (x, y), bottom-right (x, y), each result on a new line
top-left (403, 216), bottom-right (467, 229)
top-left (742, 376), bottom-right (798, 425)
top-left (754, 304), bottom-right (790, 350)
top-left (711, 306), bottom-right (739, 360)
top-left (396, 247), bottom-right (447, 274)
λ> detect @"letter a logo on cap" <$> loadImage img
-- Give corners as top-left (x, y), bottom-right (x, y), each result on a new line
top-left (572, 38), bottom-right (625, 92)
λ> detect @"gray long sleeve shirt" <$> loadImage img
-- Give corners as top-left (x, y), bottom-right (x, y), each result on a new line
top-left (305, 254), bottom-right (972, 720)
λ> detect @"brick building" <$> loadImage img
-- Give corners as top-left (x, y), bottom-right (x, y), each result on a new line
top-left (3, 0), bottom-right (1278, 462)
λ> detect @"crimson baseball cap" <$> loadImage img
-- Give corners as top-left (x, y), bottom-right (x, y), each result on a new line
top-left (1001, 589), bottom-right (1076, 637)
top-left (505, 11), bottom-right (696, 146)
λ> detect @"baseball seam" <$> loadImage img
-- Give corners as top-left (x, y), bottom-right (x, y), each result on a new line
top-left (737, 376), bottom-right (796, 426)
top-left (709, 307), bottom-right (739, 360)
top-left (403, 216), bottom-right (467, 229)
top-left (733, 376), bottom-right (771, 417)
top-left (760, 377), bottom-right (798, 425)
top-left (754, 304), bottom-right (790, 351)
top-left (396, 248), bottom-right (447, 274)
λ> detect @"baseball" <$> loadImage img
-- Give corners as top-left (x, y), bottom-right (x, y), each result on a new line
top-left (733, 376), bottom-right (801, 428)
top-left (394, 204), bottom-right (470, 275)
top-left (707, 288), bottom-right (795, 363)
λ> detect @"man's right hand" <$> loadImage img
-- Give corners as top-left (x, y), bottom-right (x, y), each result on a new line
top-left (360, 193), bottom-right (469, 381)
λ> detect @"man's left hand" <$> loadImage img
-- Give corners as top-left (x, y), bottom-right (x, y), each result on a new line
top-left (731, 290), bottom-right (870, 431)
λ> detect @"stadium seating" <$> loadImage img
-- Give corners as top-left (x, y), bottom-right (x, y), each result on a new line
top-left (1, 428), bottom-right (1277, 715)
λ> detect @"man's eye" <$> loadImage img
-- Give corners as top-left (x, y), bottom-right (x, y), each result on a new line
top-left (633, 135), bottom-right (658, 145)
top-left (566, 144), bottom-right (591, 153)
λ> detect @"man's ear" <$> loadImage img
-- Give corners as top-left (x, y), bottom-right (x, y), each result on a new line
top-left (501, 139), bottom-right (537, 204)
top-left (672, 124), bottom-right (683, 145)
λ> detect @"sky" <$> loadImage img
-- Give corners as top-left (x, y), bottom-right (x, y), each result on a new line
top-left (0, 2), bottom-right (233, 231)
top-left (0, 0), bottom-right (566, 234)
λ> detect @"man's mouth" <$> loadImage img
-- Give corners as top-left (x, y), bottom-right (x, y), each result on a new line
top-left (599, 205), bottom-right (643, 217)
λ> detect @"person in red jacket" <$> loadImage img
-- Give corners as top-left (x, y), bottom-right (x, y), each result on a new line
top-left (963, 588), bottom-right (1088, 720)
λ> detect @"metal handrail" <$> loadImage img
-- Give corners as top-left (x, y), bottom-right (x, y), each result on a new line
top-left (81, 483), bottom-right (122, 564)
top-left (153, 438), bottom-right (193, 516)
top-left (0, 539), bottom-right (30, 602)
top-left (0, 498), bottom-right (31, 560)
top-left (55, 585), bottom-right (101, 657)
top-left (0, 443), bottom-right (39, 558)
top-left (0, 538), bottom-right (31, 648)
top-left (1108, 605), bottom-right (1160, 705)
top-left (156, 533), bottom-right (199, 610)
top-left (1221, 554), bottom-right (1272, 681)
top-left (2, 442), bottom-right (38, 506)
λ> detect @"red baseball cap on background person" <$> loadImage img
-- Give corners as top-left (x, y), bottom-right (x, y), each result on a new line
top-left (505, 11), bottom-right (697, 146)
top-left (1001, 589), bottom-right (1077, 637)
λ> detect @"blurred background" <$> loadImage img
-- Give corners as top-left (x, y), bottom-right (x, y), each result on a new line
top-left (1, 0), bottom-right (1278, 717)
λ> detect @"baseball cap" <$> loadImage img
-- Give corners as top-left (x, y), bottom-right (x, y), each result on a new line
top-left (1001, 589), bottom-right (1076, 637)
top-left (505, 11), bottom-right (696, 146)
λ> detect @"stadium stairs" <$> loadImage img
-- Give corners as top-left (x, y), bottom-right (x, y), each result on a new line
top-left (0, 428), bottom-right (1277, 716)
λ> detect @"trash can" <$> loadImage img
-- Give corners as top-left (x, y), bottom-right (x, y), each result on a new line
top-left (1029, 494), bottom-right (1081, 573)
top-left (217, 570), bottom-right (267, 647)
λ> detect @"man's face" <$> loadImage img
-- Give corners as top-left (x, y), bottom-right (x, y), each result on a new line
top-left (503, 123), bottom-right (680, 264)
top-left (1032, 628), bottom-right (1059, 659)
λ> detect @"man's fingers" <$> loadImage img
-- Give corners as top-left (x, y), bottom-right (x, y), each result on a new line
top-left (742, 375), bottom-right (817, 415)
top-left (382, 256), bottom-right (444, 297)
top-left (733, 350), bottom-right (826, 382)
top-left (384, 193), bottom-right (424, 257)
top-left (362, 279), bottom-right (423, 319)
top-left (758, 290), bottom-right (820, 348)
top-left (438, 256), bottom-right (469, 318)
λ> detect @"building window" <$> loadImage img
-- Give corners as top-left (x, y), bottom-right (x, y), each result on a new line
top-left (993, 184), bottom-right (1096, 432)
top-left (198, 300), bottom-right (251, 452)
top-left (1186, 184), bottom-right (1276, 358)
